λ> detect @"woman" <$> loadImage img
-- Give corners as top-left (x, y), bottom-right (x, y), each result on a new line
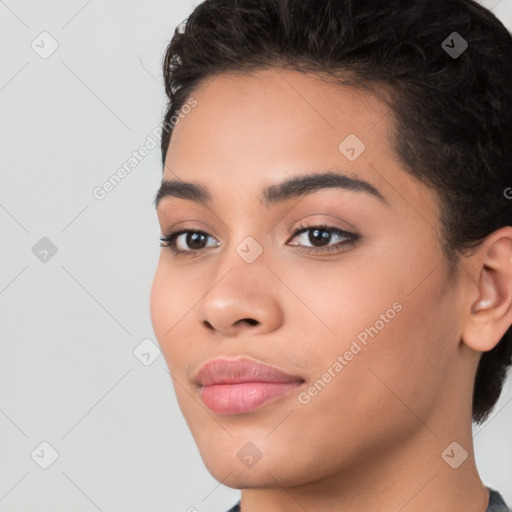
top-left (150, 0), bottom-right (512, 510)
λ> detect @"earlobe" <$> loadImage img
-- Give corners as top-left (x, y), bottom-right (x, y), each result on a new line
top-left (462, 228), bottom-right (512, 353)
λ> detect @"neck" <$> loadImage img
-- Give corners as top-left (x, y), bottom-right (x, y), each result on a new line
top-left (239, 418), bottom-right (489, 512)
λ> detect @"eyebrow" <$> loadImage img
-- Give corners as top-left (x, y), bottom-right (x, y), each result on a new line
top-left (153, 167), bottom-right (388, 210)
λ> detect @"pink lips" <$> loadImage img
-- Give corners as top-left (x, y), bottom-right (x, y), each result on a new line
top-left (195, 357), bottom-right (304, 415)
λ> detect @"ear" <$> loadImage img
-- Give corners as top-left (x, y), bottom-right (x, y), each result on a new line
top-left (461, 226), bottom-right (512, 353)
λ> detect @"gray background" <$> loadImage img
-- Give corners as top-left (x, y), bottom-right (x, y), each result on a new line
top-left (0, 1), bottom-right (511, 511)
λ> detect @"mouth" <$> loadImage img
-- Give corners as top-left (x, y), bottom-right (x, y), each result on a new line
top-left (194, 357), bottom-right (305, 415)
top-left (199, 381), bottom-right (304, 414)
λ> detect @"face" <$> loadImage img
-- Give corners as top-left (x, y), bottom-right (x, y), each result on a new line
top-left (150, 68), bottom-right (470, 489)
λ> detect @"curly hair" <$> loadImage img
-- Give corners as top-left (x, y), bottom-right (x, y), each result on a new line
top-left (160, 0), bottom-right (512, 424)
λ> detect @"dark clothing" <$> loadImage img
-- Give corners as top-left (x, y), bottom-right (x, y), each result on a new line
top-left (225, 487), bottom-right (511, 512)
top-left (488, 489), bottom-right (512, 512)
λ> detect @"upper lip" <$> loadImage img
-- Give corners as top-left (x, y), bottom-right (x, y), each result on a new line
top-left (194, 357), bottom-right (305, 386)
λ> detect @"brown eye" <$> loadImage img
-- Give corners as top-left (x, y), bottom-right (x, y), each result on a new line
top-left (160, 229), bottom-right (219, 254)
top-left (159, 224), bottom-right (359, 256)
top-left (288, 223), bottom-right (359, 254)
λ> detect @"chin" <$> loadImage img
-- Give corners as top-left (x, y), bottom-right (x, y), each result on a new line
top-left (196, 439), bottom-right (317, 489)
top-left (202, 457), bottom-right (295, 489)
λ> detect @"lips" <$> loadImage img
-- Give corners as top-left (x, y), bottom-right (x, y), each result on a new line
top-left (195, 357), bottom-right (304, 386)
top-left (194, 357), bottom-right (305, 414)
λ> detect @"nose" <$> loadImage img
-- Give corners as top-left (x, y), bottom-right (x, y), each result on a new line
top-left (195, 267), bottom-right (284, 338)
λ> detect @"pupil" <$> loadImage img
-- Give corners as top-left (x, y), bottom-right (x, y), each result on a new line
top-left (310, 228), bottom-right (330, 246)
top-left (188, 232), bottom-right (206, 249)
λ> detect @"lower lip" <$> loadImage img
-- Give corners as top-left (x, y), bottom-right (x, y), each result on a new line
top-left (199, 381), bottom-right (303, 415)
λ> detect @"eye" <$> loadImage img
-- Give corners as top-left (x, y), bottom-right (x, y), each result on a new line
top-left (159, 223), bottom-right (359, 256)
top-left (160, 229), bottom-right (219, 255)
top-left (287, 223), bottom-right (358, 253)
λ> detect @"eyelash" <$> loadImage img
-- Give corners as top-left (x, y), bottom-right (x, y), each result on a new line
top-left (159, 223), bottom-right (359, 257)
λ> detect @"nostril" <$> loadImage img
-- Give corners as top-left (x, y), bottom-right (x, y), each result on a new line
top-left (239, 318), bottom-right (258, 326)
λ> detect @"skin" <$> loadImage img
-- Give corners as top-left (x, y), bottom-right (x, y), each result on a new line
top-left (150, 68), bottom-right (512, 512)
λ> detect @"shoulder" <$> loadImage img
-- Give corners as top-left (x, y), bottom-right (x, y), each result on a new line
top-left (224, 501), bottom-right (240, 512)
top-left (487, 488), bottom-right (512, 512)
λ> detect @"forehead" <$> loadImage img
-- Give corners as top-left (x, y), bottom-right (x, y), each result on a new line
top-left (166, 68), bottom-right (392, 169)
top-left (162, 68), bottom-right (437, 219)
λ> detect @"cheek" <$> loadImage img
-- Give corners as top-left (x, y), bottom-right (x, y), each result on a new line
top-left (149, 263), bottom-right (185, 366)
top-left (149, 261), bottom-right (204, 376)
top-left (297, 241), bottom-right (449, 398)
top-left (283, 249), bottom-right (406, 348)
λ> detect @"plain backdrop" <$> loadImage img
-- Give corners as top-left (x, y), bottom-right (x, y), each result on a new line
top-left (1, 1), bottom-right (511, 511)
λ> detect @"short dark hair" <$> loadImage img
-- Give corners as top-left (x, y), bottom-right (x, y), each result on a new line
top-left (160, 0), bottom-right (512, 424)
